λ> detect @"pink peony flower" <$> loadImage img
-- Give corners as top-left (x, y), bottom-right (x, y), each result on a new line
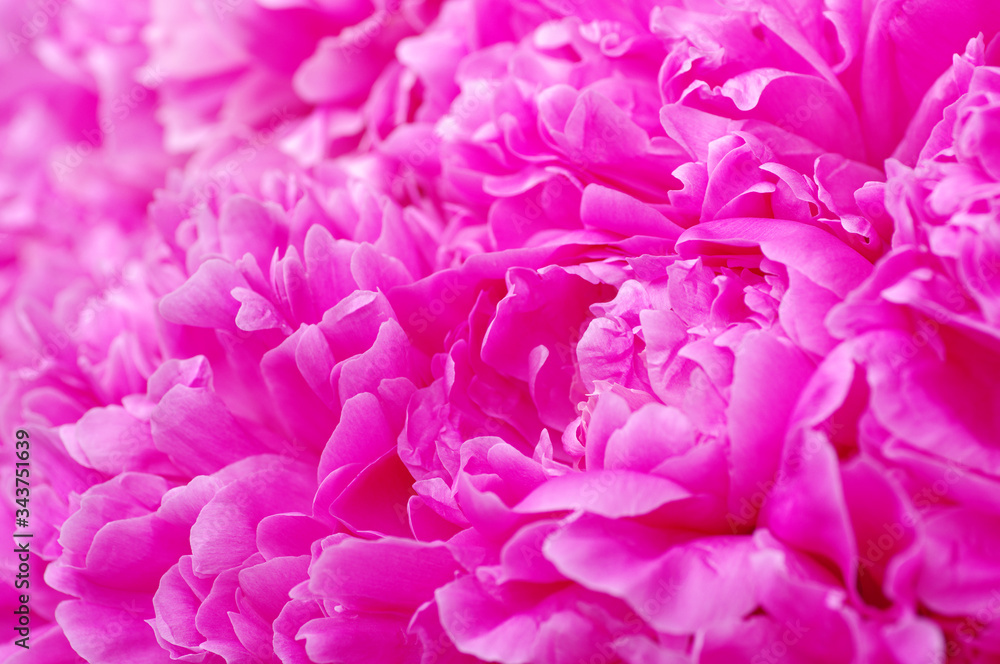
top-left (373, 214), bottom-right (932, 663)
top-left (0, 1), bottom-right (179, 648)
top-left (781, 34), bottom-right (1000, 661)
top-left (4, 1), bottom-right (1000, 664)
top-left (144, 0), bottom-right (443, 160)
top-left (32, 133), bottom-right (440, 660)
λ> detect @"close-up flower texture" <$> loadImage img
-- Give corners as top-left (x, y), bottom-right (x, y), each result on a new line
top-left (3, 0), bottom-right (1000, 662)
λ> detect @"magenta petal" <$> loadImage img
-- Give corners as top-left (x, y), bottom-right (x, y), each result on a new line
top-left (319, 391), bottom-right (394, 480)
top-left (603, 403), bottom-right (695, 474)
top-left (862, 0), bottom-right (1000, 161)
top-left (327, 450), bottom-right (416, 537)
top-left (337, 319), bottom-right (427, 405)
top-left (190, 461), bottom-right (315, 576)
top-left (350, 242), bottom-right (413, 292)
top-left (513, 470), bottom-right (691, 518)
top-left (261, 328), bottom-right (338, 451)
top-left (73, 405), bottom-right (177, 475)
top-left (298, 613), bottom-right (419, 664)
top-left (580, 184), bottom-right (683, 239)
top-left (294, 35), bottom-right (387, 105)
top-left (496, 520), bottom-right (565, 584)
top-left (583, 390), bottom-right (632, 471)
top-left (256, 514), bottom-right (331, 560)
top-left (727, 331), bottom-right (815, 527)
top-left (294, 325), bottom-right (339, 411)
top-left (918, 508), bottom-right (1000, 616)
top-left (274, 599), bottom-right (324, 664)
top-left (52, 473), bottom-right (169, 574)
top-left (232, 286), bottom-right (288, 332)
top-left (760, 432), bottom-right (856, 585)
top-left (319, 290), bottom-right (396, 360)
top-left (194, 564), bottom-right (247, 661)
top-left (841, 458), bottom-right (920, 608)
top-left (545, 515), bottom-right (758, 633)
top-left (434, 575), bottom-right (538, 664)
top-left (58, 600), bottom-right (170, 664)
top-left (150, 385), bottom-right (270, 476)
top-left (158, 259), bottom-right (248, 330)
top-left (238, 555), bottom-right (309, 622)
top-left (481, 266), bottom-right (612, 383)
top-left (408, 494), bottom-right (465, 542)
top-left (151, 563), bottom-right (204, 655)
top-left (84, 511), bottom-right (191, 594)
top-left (778, 268), bottom-right (842, 355)
top-left (678, 218), bottom-right (873, 298)
top-left (304, 225), bottom-right (359, 311)
top-left (310, 537), bottom-right (462, 611)
top-left (4, 625), bottom-right (79, 664)
top-left (218, 194), bottom-right (285, 268)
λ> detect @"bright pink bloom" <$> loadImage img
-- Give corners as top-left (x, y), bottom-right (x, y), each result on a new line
top-left (3, 1), bottom-right (1000, 663)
